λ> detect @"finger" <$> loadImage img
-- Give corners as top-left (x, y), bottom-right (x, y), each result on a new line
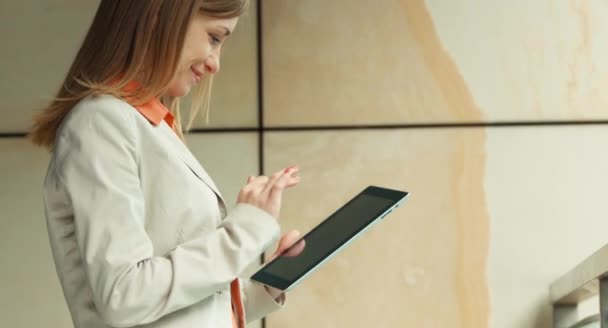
top-left (283, 240), bottom-right (306, 257)
top-left (247, 175), bottom-right (269, 185)
top-left (283, 175), bottom-right (301, 189)
top-left (268, 252), bottom-right (279, 262)
top-left (279, 166), bottom-right (299, 186)
top-left (248, 176), bottom-right (269, 190)
top-left (262, 170), bottom-right (285, 196)
top-left (240, 176), bottom-right (268, 202)
top-left (263, 166), bottom-right (299, 195)
top-left (267, 167), bottom-right (300, 202)
top-left (249, 176), bottom-right (270, 195)
top-left (242, 176), bottom-right (266, 193)
top-left (267, 177), bottom-right (289, 202)
top-left (285, 165), bottom-right (299, 177)
top-left (269, 230), bottom-right (302, 262)
top-left (275, 230), bottom-right (302, 254)
top-left (238, 180), bottom-right (255, 198)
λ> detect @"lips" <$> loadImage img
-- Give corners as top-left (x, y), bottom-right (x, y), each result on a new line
top-left (191, 67), bottom-right (203, 82)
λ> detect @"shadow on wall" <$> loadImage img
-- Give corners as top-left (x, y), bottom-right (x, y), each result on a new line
top-left (531, 296), bottom-right (552, 328)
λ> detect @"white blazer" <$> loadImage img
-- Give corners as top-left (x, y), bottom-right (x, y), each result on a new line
top-left (42, 94), bottom-right (283, 328)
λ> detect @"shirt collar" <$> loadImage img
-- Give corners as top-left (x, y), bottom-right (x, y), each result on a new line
top-left (121, 80), bottom-right (175, 128)
top-left (134, 97), bottom-right (175, 128)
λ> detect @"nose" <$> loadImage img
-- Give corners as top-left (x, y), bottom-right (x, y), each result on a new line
top-left (204, 53), bottom-right (220, 74)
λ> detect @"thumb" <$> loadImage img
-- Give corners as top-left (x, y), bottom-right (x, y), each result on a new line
top-left (268, 230), bottom-right (302, 262)
top-left (277, 230), bottom-right (301, 253)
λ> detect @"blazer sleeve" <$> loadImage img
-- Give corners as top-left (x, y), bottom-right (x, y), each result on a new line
top-left (241, 278), bottom-right (285, 323)
top-left (53, 103), bottom-right (280, 327)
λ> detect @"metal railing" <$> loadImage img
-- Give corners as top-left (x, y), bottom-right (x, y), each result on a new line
top-left (550, 244), bottom-right (608, 328)
top-left (570, 314), bottom-right (600, 328)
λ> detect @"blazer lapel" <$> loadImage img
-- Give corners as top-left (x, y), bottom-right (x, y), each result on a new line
top-left (158, 122), bottom-right (228, 214)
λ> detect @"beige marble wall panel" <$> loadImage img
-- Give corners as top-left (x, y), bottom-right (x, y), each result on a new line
top-left (263, 0), bottom-right (608, 126)
top-left (263, 0), bottom-right (469, 126)
top-left (0, 1), bottom-right (99, 132)
top-left (0, 0), bottom-right (258, 133)
top-left (486, 127), bottom-right (608, 328)
top-left (426, 0), bottom-right (608, 122)
top-left (263, 129), bottom-right (490, 328)
top-left (0, 140), bottom-right (70, 327)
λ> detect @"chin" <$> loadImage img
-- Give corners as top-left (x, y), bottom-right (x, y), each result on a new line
top-left (167, 84), bottom-right (191, 98)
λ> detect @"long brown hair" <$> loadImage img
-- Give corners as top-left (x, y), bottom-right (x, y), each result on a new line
top-left (29, 0), bottom-right (249, 149)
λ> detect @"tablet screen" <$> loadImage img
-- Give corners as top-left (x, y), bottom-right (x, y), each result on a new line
top-left (258, 190), bottom-right (401, 284)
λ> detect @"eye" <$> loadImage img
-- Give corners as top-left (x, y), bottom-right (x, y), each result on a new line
top-left (209, 34), bottom-right (221, 46)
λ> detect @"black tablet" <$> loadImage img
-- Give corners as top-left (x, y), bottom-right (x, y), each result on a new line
top-left (251, 185), bottom-right (409, 291)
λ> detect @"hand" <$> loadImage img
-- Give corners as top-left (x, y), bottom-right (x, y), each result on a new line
top-left (264, 230), bottom-right (306, 300)
top-left (236, 165), bottom-right (300, 219)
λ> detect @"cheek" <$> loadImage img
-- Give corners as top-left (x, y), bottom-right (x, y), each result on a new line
top-left (166, 70), bottom-right (191, 97)
top-left (182, 37), bottom-right (209, 65)
top-left (166, 52), bottom-right (195, 97)
top-left (177, 49), bottom-right (194, 72)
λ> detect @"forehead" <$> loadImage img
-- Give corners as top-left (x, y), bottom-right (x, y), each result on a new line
top-left (193, 14), bottom-right (239, 32)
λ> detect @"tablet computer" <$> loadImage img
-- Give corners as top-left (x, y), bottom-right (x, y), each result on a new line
top-left (251, 185), bottom-right (409, 291)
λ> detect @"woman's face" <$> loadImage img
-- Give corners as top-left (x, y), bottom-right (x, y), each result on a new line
top-left (166, 13), bottom-right (238, 97)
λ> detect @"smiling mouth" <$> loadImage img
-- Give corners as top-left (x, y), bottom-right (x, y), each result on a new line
top-left (191, 67), bottom-right (203, 82)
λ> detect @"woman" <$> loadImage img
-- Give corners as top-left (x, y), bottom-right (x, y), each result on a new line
top-left (28, 1), bottom-right (303, 327)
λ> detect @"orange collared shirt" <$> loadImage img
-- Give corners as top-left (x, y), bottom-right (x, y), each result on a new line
top-left (133, 97), bottom-right (175, 129)
top-left (118, 79), bottom-right (175, 129)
